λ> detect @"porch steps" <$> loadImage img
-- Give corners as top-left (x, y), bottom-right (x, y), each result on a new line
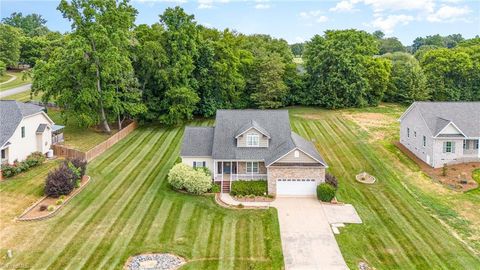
top-left (222, 181), bottom-right (231, 193)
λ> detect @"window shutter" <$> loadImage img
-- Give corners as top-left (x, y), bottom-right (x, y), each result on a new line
top-left (442, 142), bottom-right (446, 153)
top-left (452, 142), bottom-right (455, 153)
top-left (193, 161), bottom-right (196, 168)
top-left (203, 161), bottom-right (206, 167)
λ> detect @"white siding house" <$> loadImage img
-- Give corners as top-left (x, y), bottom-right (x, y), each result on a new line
top-left (1, 101), bottom-right (54, 164)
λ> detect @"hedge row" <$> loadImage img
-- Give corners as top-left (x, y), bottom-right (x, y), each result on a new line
top-left (230, 180), bottom-right (267, 196)
top-left (1, 152), bottom-right (46, 178)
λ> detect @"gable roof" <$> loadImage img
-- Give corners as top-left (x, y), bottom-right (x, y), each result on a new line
top-left (235, 119), bottom-right (271, 138)
top-left (404, 102), bottom-right (480, 137)
top-left (180, 127), bottom-right (215, 157)
top-left (0, 100), bottom-right (47, 148)
top-left (212, 110), bottom-right (293, 160)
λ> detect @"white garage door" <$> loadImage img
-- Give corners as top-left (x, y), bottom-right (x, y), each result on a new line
top-left (276, 178), bottom-right (317, 196)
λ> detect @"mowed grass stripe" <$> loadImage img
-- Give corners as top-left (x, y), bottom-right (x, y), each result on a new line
top-left (191, 210), bottom-right (214, 258)
top-left (69, 128), bottom-right (181, 269)
top-left (54, 129), bottom-right (176, 269)
top-left (31, 129), bottom-right (165, 269)
top-left (218, 218), bottom-right (236, 269)
top-left (292, 109), bottom-right (479, 268)
top-left (15, 129), bottom-right (156, 267)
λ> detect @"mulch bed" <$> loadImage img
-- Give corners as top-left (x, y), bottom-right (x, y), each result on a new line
top-left (232, 196), bottom-right (274, 202)
top-left (17, 175), bottom-right (91, 221)
top-left (395, 142), bottom-right (479, 192)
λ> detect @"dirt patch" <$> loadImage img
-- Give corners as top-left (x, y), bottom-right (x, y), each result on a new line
top-left (395, 142), bottom-right (479, 192)
top-left (17, 175), bottom-right (90, 221)
top-left (342, 112), bottom-right (395, 141)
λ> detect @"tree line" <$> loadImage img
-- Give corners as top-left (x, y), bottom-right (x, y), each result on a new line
top-left (1, 0), bottom-right (478, 132)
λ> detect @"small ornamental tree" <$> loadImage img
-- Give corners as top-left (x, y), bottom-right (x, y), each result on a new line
top-left (168, 163), bottom-right (212, 194)
top-left (66, 158), bottom-right (87, 177)
top-left (44, 163), bottom-right (77, 197)
top-left (325, 172), bottom-right (338, 189)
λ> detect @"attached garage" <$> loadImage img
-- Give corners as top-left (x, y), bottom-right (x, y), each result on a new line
top-left (267, 165), bottom-right (325, 196)
top-left (276, 178), bottom-right (317, 196)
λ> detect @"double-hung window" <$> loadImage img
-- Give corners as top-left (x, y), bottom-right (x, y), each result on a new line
top-left (443, 141), bottom-right (455, 153)
top-left (246, 162), bottom-right (259, 173)
top-left (193, 161), bottom-right (206, 168)
top-left (246, 133), bottom-right (259, 147)
top-left (463, 140), bottom-right (469, 150)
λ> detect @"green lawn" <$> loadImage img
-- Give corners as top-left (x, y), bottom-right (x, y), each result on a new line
top-left (289, 105), bottom-right (480, 269)
top-left (0, 71), bottom-right (31, 91)
top-left (1, 105), bottom-right (479, 269)
top-left (0, 122), bottom-right (283, 269)
top-left (0, 90), bottom-right (42, 102)
top-left (47, 109), bottom-right (118, 152)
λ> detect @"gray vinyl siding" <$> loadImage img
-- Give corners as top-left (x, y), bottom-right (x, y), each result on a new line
top-left (400, 106), bottom-right (434, 166)
top-left (275, 149), bottom-right (318, 163)
top-left (236, 128), bottom-right (269, 147)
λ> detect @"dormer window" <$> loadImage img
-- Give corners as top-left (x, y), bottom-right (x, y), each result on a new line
top-left (246, 133), bottom-right (259, 147)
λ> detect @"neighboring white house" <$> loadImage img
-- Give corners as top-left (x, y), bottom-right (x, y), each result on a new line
top-left (1, 100), bottom-right (55, 164)
top-left (399, 102), bottom-right (480, 168)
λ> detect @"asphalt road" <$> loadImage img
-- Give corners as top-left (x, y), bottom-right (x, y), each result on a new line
top-left (0, 83), bottom-right (32, 99)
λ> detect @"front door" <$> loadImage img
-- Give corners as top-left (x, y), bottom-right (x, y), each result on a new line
top-left (223, 162), bottom-right (231, 174)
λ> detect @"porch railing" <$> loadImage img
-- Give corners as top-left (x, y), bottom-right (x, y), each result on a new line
top-left (52, 133), bottom-right (64, 145)
top-left (214, 174), bottom-right (267, 181)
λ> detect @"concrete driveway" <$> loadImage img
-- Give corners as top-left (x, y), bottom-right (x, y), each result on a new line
top-left (272, 197), bottom-right (361, 270)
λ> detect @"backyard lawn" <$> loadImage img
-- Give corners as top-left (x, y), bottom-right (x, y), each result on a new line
top-left (0, 122), bottom-right (283, 269)
top-left (0, 71), bottom-right (31, 91)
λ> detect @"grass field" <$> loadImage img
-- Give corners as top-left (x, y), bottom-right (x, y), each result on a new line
top-left (289, 105), bottom-right (480, 269)
top-left (47, 109), bottom-right (118, 152)
top-left (0, 122), bottom-right (283, 269)
top-left (1, 105), bottom-right (479, 269)
top-left (0, 71), bottom-right (31, 91)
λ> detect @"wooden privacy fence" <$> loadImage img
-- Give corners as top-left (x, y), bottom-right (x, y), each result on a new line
top-left (52, 121), bottom-right (138, 162)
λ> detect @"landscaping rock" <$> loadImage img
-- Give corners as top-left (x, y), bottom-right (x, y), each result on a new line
top-left (358, 261), bottom-right (371, 270)
top-left (126, 253), bottom-right (185, 270)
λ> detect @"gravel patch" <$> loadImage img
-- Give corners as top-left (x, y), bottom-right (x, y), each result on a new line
top-left (126, 253), bottom-right (185, 270)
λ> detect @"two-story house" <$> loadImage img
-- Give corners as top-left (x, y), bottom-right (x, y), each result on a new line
top-left (180, 110), bottom-right (328, 196)
top-left (399, 102), bottom-right (480, 168)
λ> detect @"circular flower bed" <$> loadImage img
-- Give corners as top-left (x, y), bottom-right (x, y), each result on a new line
top-left (355, 172), bottom-right (376, 184)
top-left (126, 253), bottom-right (185, 270)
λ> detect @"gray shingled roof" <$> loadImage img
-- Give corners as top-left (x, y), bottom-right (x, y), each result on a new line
top-left (180, 127), bottom-right (214, 156)
top-left (181, 110), bottom-right (327, 167)
top-left (1, 100), bottom-right (45, 147)
top-left (235, 120), bottom-right (271, 138)
top-left (413, 102), bottom-right (480, 137)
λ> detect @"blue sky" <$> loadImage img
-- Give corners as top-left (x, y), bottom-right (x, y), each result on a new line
top-left (1, 0), bottom-right (479, 45)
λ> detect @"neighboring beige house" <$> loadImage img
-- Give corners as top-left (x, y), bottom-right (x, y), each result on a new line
top-left (180, 110), bottom-right (328, 196)
top-left (399, 102), bottom-right (480, 168)
top-left (1, 100), bottom-right (55, 164)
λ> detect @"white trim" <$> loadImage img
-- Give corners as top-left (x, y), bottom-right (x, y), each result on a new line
top-left (266, 147), bottom-right (328, 167)
top-left (235, 126), bottom-right (271, 139)
top-left (433, 122), bottom-right (467, 138)
top-left (398, 102), bottom-right (416, 122)
top-left (0, 111), bottom-right (54, 149)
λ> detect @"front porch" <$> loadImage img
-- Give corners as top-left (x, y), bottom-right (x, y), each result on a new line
top-left (213, 161), bottom-right (268, 192)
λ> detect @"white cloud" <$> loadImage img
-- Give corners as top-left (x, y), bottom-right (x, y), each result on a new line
top-left (299, 10), bottom-right (328, 23)
top-left (198, 0), bottom-right (214, 9)
top-left (329, 0), bottom-right (358, 12)
top-left (254, 0), bottom-right (270, 9)
top-left (255, 4), bottom-right (270, 9)
top-left (427, 5), bottom-right (471, 22)
top-left (370, 14), bottom-right (414, 33)
top-left (363, 0), bottom-right (435, 13)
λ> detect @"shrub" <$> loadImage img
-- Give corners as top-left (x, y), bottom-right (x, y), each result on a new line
top-left (195, 166), bottom-right (211, 176)
top-left (59, 195), bottom-right (66, 200)
top-left (442, 163), bottom-right (447, 176)
top-left (325, 173), bottom-right (338, 189)
top-left (1, 152), bottom-right (45, 178)
top-left (230, 180), bottom-right (267, 196)
top-left (56, 199), bottom-right (64, 205)
top-left (39, 205), bottom-right (47, 211)
top-left (75, 179), bottom-right (81, 188)
top-left (66, 158), bottom-right (87, 177)
top-left (209, 183), bottom-right (221, 193)
top-left (168, 163), bottom-right (212, 195)
top-left (44, 163), bottom-right (77, 197)
top-left (47, 205), bottom-right (55, 212)
top-left (316, 183), bottom-right (336, 202)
